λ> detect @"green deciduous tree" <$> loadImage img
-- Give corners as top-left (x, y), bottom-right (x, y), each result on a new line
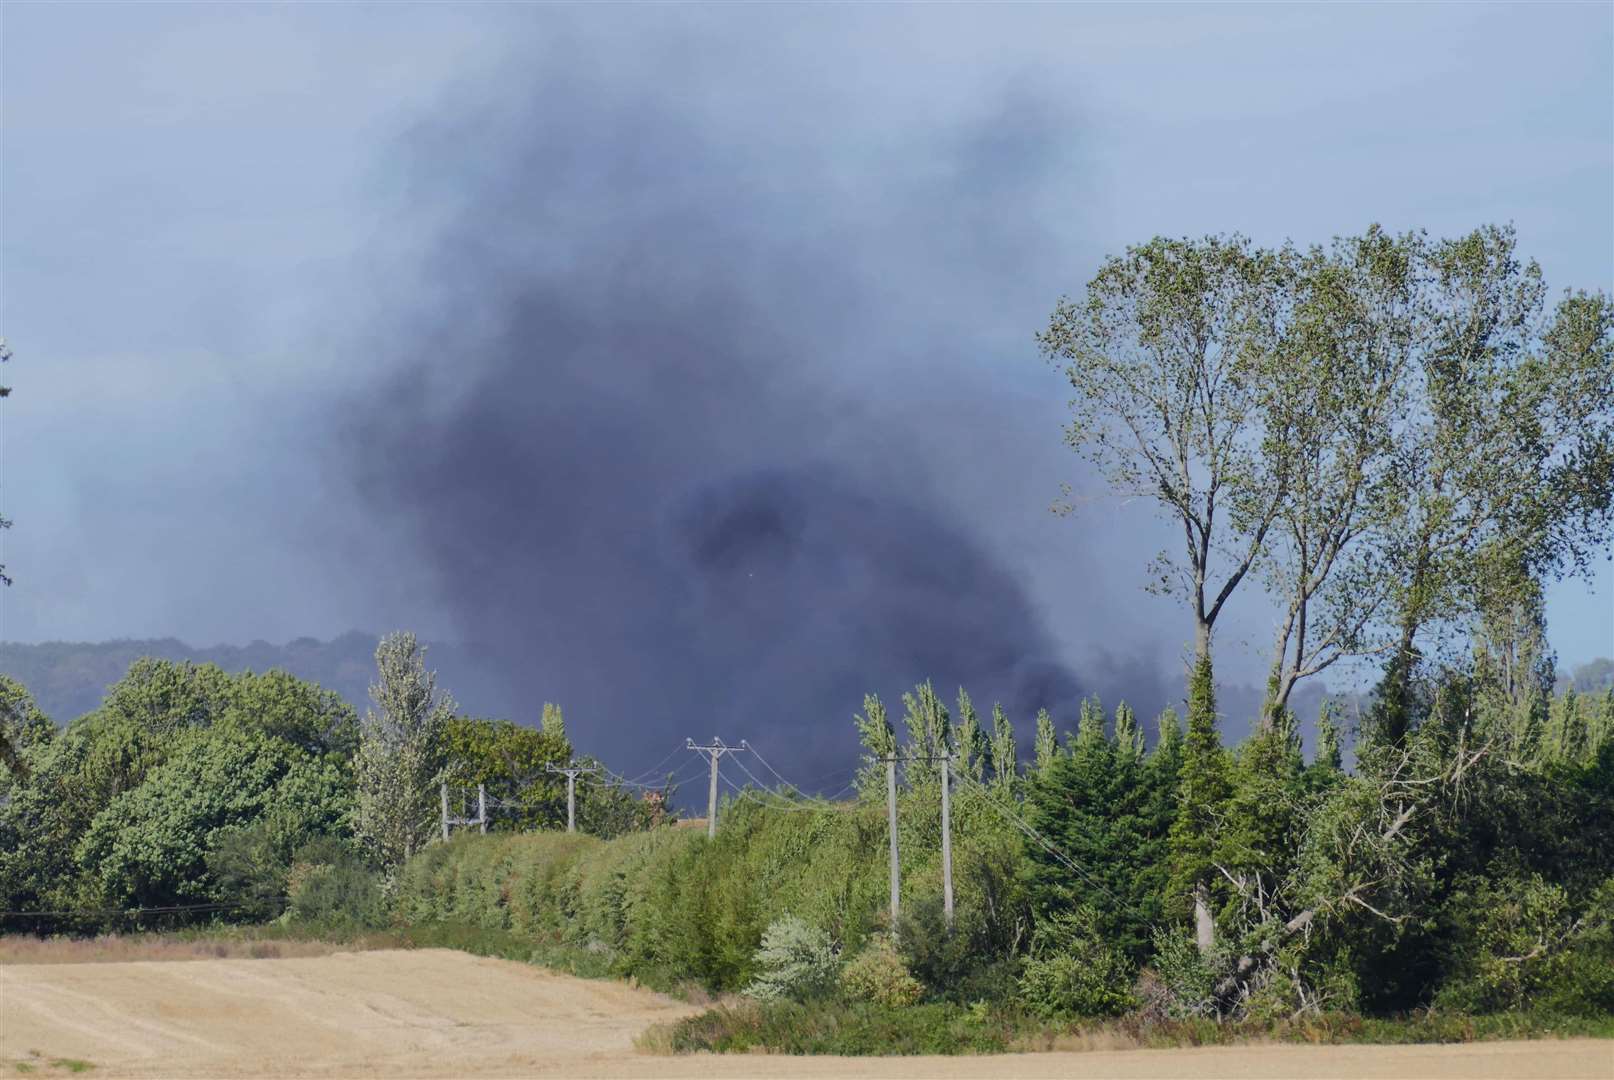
top-left (443, 715), bottom-right (572, 831)
top-left (1373, 228), bottom-right (1614, 745)
top-left (1259, 229), bottom-right (1420, 727)
top-left (1040, 236), bottom-right (1292, 670)
top-left (954, 687), bottom-right (990, 782)
top-left (854, 693), bottom-right (895, 797)
top-left (900, 681), bottom-right (950, 788)
top-left (1033, 708), bottom-right (1057, 779)
top-left (989, 702), bottom-right (1018, 793)
top-left (75, 725), bottom-right (351, 911)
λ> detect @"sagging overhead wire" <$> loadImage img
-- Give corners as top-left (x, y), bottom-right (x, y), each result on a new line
top-left (949, 766), bottom-right (1125, 907)
top-left (717, 768), bottom-right (859, 814)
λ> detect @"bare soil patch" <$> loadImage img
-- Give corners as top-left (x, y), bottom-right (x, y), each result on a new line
top-left (2, 949), bottom-right (1609, 1079)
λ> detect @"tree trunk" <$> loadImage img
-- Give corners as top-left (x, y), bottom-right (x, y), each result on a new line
top-left (1194, 619), bottom-right (1212, 667)
top-left (1194, 884), bottom-right (1216, 954)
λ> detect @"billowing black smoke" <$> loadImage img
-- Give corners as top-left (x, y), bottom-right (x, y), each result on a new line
top-left (341, 32), bottom-right (1158, 791)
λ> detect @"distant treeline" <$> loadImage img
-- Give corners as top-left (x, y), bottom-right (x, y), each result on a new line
top-left (0, 633), bottom-right (508, 727)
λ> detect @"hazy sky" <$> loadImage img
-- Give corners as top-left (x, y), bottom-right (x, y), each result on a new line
top-left (2, 4), bottom-right (1610, 727)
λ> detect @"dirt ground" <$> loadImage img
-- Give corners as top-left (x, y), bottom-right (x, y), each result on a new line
top-left (2, 948), bottom-right (1610, 1079)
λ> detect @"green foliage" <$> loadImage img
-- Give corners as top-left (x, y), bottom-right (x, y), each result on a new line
top-left (0, 676), bottom-right (53, 780)
top-left (1167, 655), bottom-right (1230, 925)
top-left (1214, 726), bottom-right (1308, 933)
top-left (354, 632), bottom-right (454, 869)
top-left (853, 693), bottom-right (895, 796)
top-left (1024, 698), bottom-right (1163, 962)
top-left (1314, 700), bottom-right (1344, 772)
top-left (900, 681), bottom-right (950, 788)
top-left (839, 934), bottom-right (923, 1007)
top-left (75, 725), bottom-right (352, 911)
top-left (0, 659), bottom-right (359, 928)
top-left (649, 999), bottom-right (1010, 1055)
top-left (897, 893), bottom-right (1019, 1004)
top-left (746, 915), bottom-right (839, 1002)
top-left (1032, 709), bottom-right (1056, 778)
top-left (285, 837), bottom-right (385, 929)
top-left (539, 702), bottom-right (566, 740)
top-left (989, 703), bottom-right (1018, 793)
top-left (1146, 925), bottom-right (1220, 1019)
top-left (1017, 906), bottom-right (1134, 1018)
top-left (443, 716), bottom-right (571, 831)
top-left (954, 688), bottom-right (990, 783)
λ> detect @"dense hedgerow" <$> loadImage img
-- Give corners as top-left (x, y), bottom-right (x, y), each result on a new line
top-left (387, 789), bottom-right (1006, 994)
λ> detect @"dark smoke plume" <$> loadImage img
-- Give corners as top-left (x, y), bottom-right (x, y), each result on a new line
top-left (342, 27), bottom-right (1166, 791)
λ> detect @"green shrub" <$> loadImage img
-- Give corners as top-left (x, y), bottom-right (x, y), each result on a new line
top-left (745, 915), bottom-right (838, 1002)
top-left (1147, 925), bottom-right (1220, 1018)
top-left (646, 999), bottom-right (1009, 1055)
top-left (286, 837), bottom-right (384, 928)
top-left (897, 893), bottom-right (1021, 1003)
top-left (1437, 874), bottom-right (1614, 1016)
top-left (1016, 907), bottom-right (1134, 1018)
top-left (839, 933), bottom-right (923, 1007)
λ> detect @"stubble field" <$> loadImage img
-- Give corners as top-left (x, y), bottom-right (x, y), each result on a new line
top-left (2, 947), bottom-right (1610, 1079)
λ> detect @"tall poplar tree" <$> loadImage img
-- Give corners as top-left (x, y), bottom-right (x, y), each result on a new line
top-left (354, 632), bottom-right (455, 869)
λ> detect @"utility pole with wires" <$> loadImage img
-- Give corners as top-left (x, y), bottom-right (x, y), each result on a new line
top-left (440, 781), bottom-right (487, 841)
top-left (940, 752), bottom-right (954, 928)
top-left (880, 751), bottom-right (957, 934)
top-left (686, 736), bottom-right (750, 838)
top-left (545, 761), bottom-right (599, 833)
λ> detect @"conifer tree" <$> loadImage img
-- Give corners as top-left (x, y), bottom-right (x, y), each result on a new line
top-left (1076, 696), bottom-right (1105, 753)
top-left (1114, 701), bottom-right (1145, 762)
top-left (1167, 655), bottom-right (1231, 952)
top-left (1154, 706), bottom-right (1183, 761)
top-left (1025, 692), bottom-right (1159, 962)
top-left (1142, 706), bottom-right (1185, 905)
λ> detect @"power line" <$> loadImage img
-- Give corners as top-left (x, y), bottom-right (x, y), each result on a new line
top-left (717, 769), bottom-right (858, 813)
top-left (951, 768), bottom-right (1125, 907)
top-left (686, 736), bottom-right (750, 838)
top-left (615, 743), bottom-right (691, 787)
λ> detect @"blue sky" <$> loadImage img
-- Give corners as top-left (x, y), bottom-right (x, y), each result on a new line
top-left (2, 3), bottom-right (1610, 692)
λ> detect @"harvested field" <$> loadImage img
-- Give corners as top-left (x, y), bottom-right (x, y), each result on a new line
top-left (2, 949), bottom-right (1610, 1079)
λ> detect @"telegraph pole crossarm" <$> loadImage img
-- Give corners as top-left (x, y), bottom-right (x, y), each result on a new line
top-left (545, 761), bottom-right (600, 833)
top-left (686, 736), bottom-right (749, 839)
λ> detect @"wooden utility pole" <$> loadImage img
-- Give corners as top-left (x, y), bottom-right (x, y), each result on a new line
top-left (686, 737), bottom-right (749, 838)
top-left (545, 762), bottom-right (600, 833)
top-left (940, 754), bottom-right (954, 928)
top-left (882, 751), bottom-right (956, 933)
top-left (886, 756), bottom-right (900, 929)
top-left (441, 780), bottom-right (488, 840)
